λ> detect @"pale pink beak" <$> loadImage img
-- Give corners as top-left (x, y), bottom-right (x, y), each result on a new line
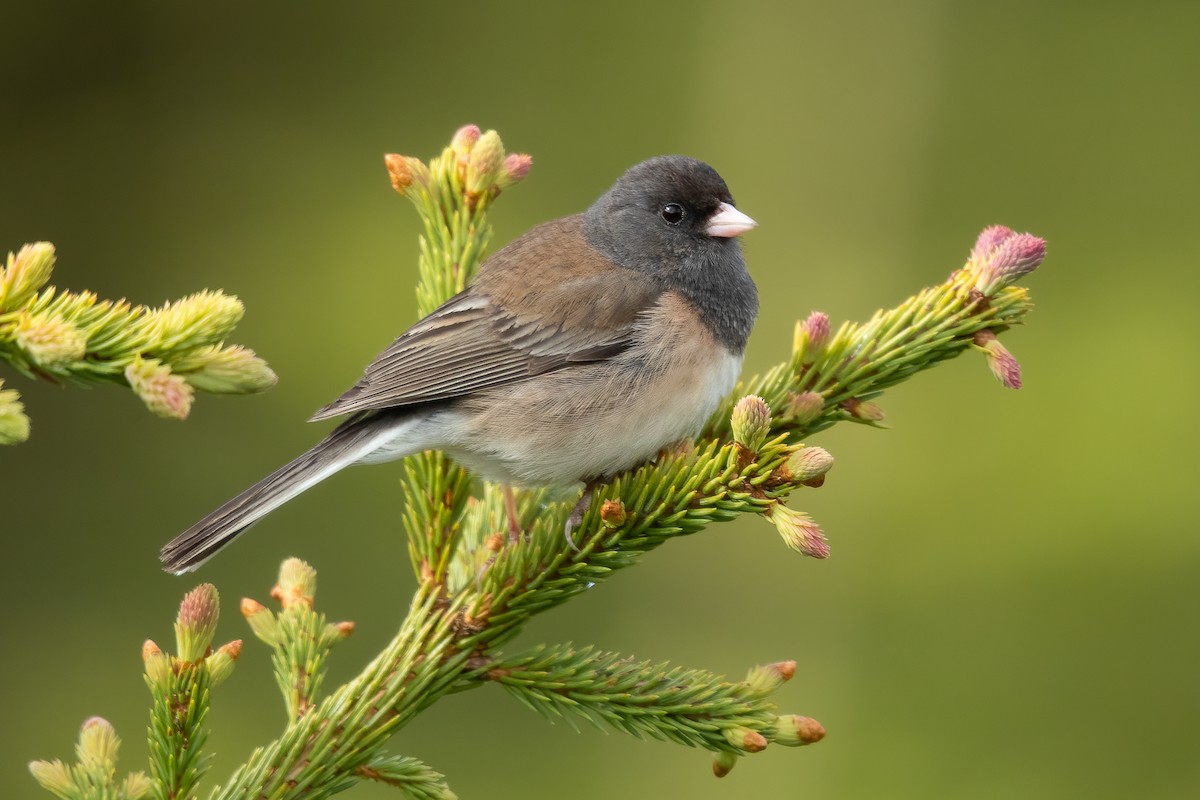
top-left (705, 202), bottom-right (757, 238)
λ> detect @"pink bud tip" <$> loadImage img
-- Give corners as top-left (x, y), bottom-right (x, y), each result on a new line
top-left (503, 153), bottom-right (532, 183)
top-left (451, 124), bottom-right (481, 155)
top-left (990, 233), bottom-right (1046, 280)
top-left (971, 225), bottom-right (1015, 263)
top-left (801, 311), bottom-right (831, 350)
top-left (973, 330), bottom-right (1023, 389)
top-left (178, 584), bottom-right (219, 629)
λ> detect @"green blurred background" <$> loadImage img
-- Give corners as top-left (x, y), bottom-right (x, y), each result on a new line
top-left (3, 1), bottom-right (1198, 797)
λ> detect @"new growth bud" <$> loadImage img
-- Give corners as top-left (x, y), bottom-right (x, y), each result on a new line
top-left (77, 716), bottom-right (120, 770)
top-left (712, 751), bottom-right (739, 778)
top-left (274, 557), bottom-right (317, 609)
top-left (205, 640), bottom-right (242, 687)
top-left (968, 225), bottom-right (1047, 295)
top-left (0, 380), bottom-right (30, 444)
top-left (794, 311), bottom-right (832, 363)
top-left (175, 583), bottom-right (220, 661)
top-left (841, 397), bottom-right (885, 422)
top-left (241, 597), bottom-right (279, 644)
top-left (28, 759), bottom-right (72, 797)
top-left (384, 153), bottom-right (430, 196)
top-left (723, 726), bottom-right (768, 753)
top-left (784, 390), bottom-right (825, 426)
top-left (767, 504), bottom-right (830, 558)
top-left (732, 395), bottom-right (772, 452)
top-left (142, 639), bottom-right (172, 690)
top-left (972, 329), bottom-right (1022, 389)
top-left (777, 446), bottom-right (835, 486)
top-left (744, 660), bottom-right (797, 696)
top-left (496, 153), bottom-right (533, 189)
top-left (180, 345), bottom-right (278, 394)
top-left (772, 714), bottom-right (826, 746)
top-left (14, 312), bottom-right (86, 367)
top-left (599, 499), bottom-right (627, 528)
top-left (126, 356), bottom-right (194, 420)
top-left (1, 241), bottom-right (56, 308)
top-left (466, 130), bottom-right (505, 196)
top-left (123, 772), bottom-right (153, 800)
top-left (450, 124), bottom-right (482, 157)
top-left (150, 290), bottom-right (244, 351)
top-left (970, 225), bottom-right (1015, 264)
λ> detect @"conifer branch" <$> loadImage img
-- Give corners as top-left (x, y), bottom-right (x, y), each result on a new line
top-left (241, 559), bottom-right (356, 720)
top-left (0, 242), bottom-right (276, 441)
top-left (485, 645), bottom-right (823, 755)
top-left (354, 755), bottom-right (456, 800)
top-left (29, 126), bottom-right (1046, 798)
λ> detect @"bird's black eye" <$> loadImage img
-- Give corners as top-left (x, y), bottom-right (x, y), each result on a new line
top-left (660, 203), bottom-right (685, 225)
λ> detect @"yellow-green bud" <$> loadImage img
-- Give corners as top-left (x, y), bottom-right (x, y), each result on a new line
top-left (793, 311), bottom-right (831, 363)
top-left (0, 380), bottom-right (31, 444)
top-left (766, 504), bottom-right (830, 559)
top-left (599, 499), bottom-right (627, 528)
top-left (744, 660), bottom-right (797, 696)
top-left (125, 356), bottom-right (194, 420)
top-left (731, 395), bottom-right (772, 452)
top-left (1, 242), bottom-right (56, 308)
top-left (384, 153), bottom-right (430, 195)
top-left (77, 716), bottom-right (120, 770)
top-left (771, 714), bottom-right (826, 746)
top-left (784, 390), bottom-right (825, 426)
top-left (466, 130), bottom-right (505, 195)
top-left (179, 344), bottom-right (277, 394)
top-left (123, 772), bottom-right (154, 800)
top-left (205, 639), bottom-right (242, 686)
top-left (841, 396), bottom-right (885, 422)
top-left (722, 726), bottom-right (768, 753)
top-left (175, 583), bottom-right (220, 661)
top-left (28, 759), bottom-right (73, 797)
top-left (142, 639), bottom-right (172, 690)
top-left (14, 311), bottom-right (86, 367)
top-left (711, 751), bottom-right (738, 778)
top-left (273, 557), bottom-right (317, 609)
top-left (241, 597), bottom-right (279, 644)
top-left (450, 124), bottom-right (481, 157)
top-left (149, 290), bottom-right (244, 351)
top-left (780, 446), bottom-right (834, 486)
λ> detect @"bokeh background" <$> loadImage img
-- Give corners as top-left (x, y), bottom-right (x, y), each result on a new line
top-left (3, 1), bottom-right (1198, 798)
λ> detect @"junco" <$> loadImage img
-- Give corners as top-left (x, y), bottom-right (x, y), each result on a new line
top-left (160, 156), bottom-right (758, 573)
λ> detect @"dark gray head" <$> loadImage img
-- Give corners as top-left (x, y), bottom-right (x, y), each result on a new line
top-left (583, 156), bottom-right (759, 352)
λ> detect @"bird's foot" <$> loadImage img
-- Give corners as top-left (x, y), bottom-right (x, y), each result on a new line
top-left (502, 483), bottom-right (523, 546)
top-left (563, 478), bottom-right (602, 553)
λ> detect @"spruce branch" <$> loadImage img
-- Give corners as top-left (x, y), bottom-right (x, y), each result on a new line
top-left (146, 584), bottom-right (240, 800)
top-left (241, 559), bottom-right (355, 720)
top-left (29, 717), bottom-right (154, 800)
top-left (706, 225), bottom-right (1045, 442)
top-left (32, 126), bottom-right (1047, 798)
top-left (389, 125), bottom-right (531, 589)
top-left (354, 755), bottom-right (456, 800)
top-left (0, 242), bottom-right (276, 439)
top-left (485, 645), bottom-right (823, 756)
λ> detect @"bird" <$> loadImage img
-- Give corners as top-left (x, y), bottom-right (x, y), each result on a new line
top-left (160, 155), bottom-right (759, 574)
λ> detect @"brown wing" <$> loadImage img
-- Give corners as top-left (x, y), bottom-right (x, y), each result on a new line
top-left (310, 215), bottom-right (661, 421)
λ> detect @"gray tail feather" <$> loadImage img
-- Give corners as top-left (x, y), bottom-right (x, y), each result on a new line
top-left (159, 420), bottom-right (391, 574)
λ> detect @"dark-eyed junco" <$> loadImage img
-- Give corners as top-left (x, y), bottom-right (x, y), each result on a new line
top-left (160, 156), bottom-right (758, 573)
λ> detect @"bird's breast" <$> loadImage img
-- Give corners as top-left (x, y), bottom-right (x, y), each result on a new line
top-left (440, 292), bottom-right (743, 486)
